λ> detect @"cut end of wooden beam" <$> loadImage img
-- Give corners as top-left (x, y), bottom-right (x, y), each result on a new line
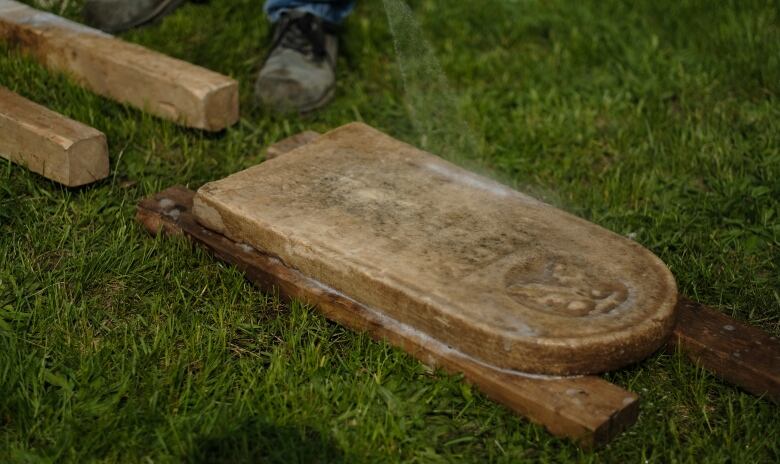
top-left (201, 81), bottom-right (240, 132)
top-left (66, 134), bottom-right (110, 186)
top-left (0, 0), bottom-right (239, 131)
top-left (0, 86), bottom-right (109, 187)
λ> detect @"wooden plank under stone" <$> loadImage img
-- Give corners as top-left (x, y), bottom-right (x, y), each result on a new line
top-left (0, 0), bottom-right (238, 131)
top-left (0, 86), bottom-right (108, 186)
top-left (136, 185), bottom-right (640, 448)
top-left (265, 131), bottom-right (320, 160)
top-left (671, 297), bottom-right (780, 402)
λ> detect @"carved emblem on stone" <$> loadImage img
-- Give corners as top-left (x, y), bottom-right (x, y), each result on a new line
top-left (505, 256), bottom-right (629, 317)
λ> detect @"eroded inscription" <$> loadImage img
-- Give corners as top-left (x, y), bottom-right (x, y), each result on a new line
top-left (505, 256), bottom-right (629, 317)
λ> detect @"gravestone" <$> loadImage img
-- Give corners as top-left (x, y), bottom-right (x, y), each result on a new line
top-left (193, 122), bottom-right (677, 375)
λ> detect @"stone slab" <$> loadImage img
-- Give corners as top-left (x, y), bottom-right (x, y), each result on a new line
top-left (193, 122), bottom-right (678, 375)
top-left (0, 86), bottom-right (108, 186)
top-left (0, 0), bottom-right (238, 131)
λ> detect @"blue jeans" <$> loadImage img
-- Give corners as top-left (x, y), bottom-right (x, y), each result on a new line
top-left (264, 0), bottom-right (356, 24)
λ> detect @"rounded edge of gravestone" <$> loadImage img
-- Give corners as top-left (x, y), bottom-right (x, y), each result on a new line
top-left (448, 240), bottom-right (679, 376)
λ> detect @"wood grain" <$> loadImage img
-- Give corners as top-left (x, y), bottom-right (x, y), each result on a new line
top-left (671, 297), bottom-right (780, 402)
top-left (0, 0), bottom-right (238, 131)
top-left (0, 86), bottom-right (108, 186)
top-left (265, 131), bottom-right (320, 160)
top-left (136, 185), bottom-right (639, 448)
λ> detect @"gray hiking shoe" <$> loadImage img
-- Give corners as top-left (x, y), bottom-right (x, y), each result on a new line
top-left (84, 0), bottom-right (187, 33)
top-left (255, 11), bottom-right (338, 113)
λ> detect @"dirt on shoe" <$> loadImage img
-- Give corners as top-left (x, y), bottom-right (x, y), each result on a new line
top-left (255, 11), bottom-right (338, 113)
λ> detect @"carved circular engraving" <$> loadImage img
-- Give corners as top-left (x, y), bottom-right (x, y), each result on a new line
top-left (505, 256), bottom-right (629, 318)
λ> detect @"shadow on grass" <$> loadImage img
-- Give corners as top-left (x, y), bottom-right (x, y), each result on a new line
top-left (188, 417), bottom-right (344, 463)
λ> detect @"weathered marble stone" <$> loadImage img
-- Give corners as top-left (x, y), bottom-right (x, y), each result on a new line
top-left (194, 122), bottom-right (678, 375)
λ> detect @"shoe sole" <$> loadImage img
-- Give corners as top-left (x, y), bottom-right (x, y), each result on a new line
top-left (256, 80), bottom-right (336, 114)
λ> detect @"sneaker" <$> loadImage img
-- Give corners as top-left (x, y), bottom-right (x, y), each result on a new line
top-left (255, 11), bottom-right (338, 113)
top-left (84, 0), bottom-right (187, 34)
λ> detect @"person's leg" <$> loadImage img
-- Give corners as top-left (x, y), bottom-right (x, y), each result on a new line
top-left (256, 0), bottom-right (356, 112)
top-left (85, 0), bottom-right (356, 112)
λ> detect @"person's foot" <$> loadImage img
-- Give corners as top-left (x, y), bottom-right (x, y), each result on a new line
top-left (255, 11), bottom-right (338, 113)
top-left (84, 0), bottom-right (187, 34)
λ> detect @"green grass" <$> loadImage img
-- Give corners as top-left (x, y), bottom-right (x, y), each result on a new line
top-left (1, 0), bottom-right (779, 461)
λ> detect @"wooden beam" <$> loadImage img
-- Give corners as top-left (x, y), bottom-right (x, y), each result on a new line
top-left (266, 131), bottom-right (320, 160)
top-left (671, 297), bottom-right (780, 402)
top-left (136, 185), bottom-right (640, 448)
top-left (0, 86), bottom-right (108, 186)
top-left (0, 0), bottom-right (239, 132)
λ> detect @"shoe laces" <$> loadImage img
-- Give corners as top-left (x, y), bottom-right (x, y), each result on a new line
top-left (271, 12), bottom-right (331, 61)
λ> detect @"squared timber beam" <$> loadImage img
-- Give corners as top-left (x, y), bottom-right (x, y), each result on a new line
top-left (0, 0), bottom-right (239, 131)
top-left (671, 297), bottom-right (780, 402)
top-left (0, 86), bottom-right (108, 187)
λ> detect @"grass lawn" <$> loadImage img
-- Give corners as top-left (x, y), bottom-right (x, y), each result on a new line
top-left (1, 0), bottom-right (779, 461)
